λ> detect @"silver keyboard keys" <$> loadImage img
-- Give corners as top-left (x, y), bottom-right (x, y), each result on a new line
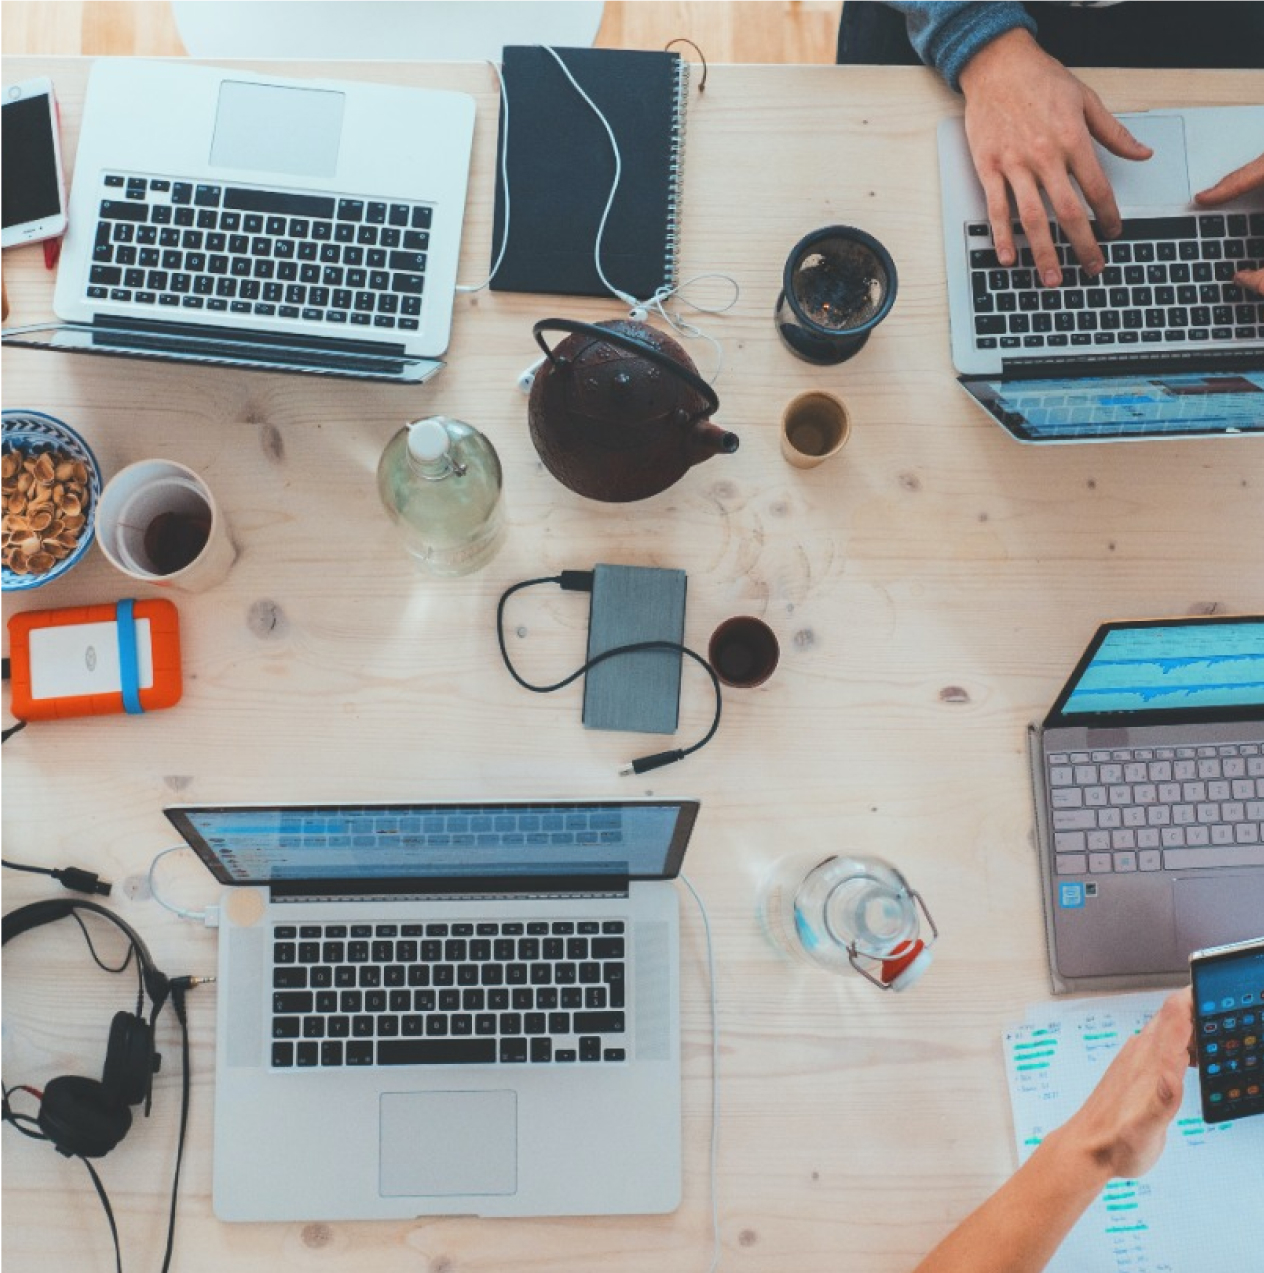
top-left (1054, 809), bottom-right (1096, 830)
top-left (1085, 787), bottom-right (1108, 807)
top-left (1147, 806), bottom-right (1171, 826)
top-left (1123, 807), bottom-right (1147, 827)
top-left (1089, 853), bottom-right (1113, 874)
top-left (1248, 758), bottom-right (1264, 776)
top-left (1208, 780), bottom-right (1231, 801)
top-left (1173, 804), bottom-right (1195, 825)
top-left (1248, 801), bottom-right (1264, 821)
top-left (1223, 757), bottom-right (1246, 778)
top-left (1133, 784), bottom-right (1157, 804)
top-left (1100, 764), bottom-right (1123, 784)
top-left (1052, 788), bottom-right (1084, 809)
top-left (1098, 808), bottom-right (1122, 829)
top-left (1187, 826), bottom-right (1210, 846)
top-left (1138, 828), bottom-right (1160, 848)
top-left (1056, 853), bottom-right (1088, 875)
top-left (1088, 831), bottom-right (1111, 852)
top-left (1174, 760), bottom-right (1197, 780)
top-left (1161, 827), bottom-right (1186, 847)
top-left (1124, 762), bottom-right (1148, 783)
top-left (1235, 823), bottom-right (1260, 844)
top-left (1148, 761), bottom-right (1172, 781)
top-left (1050, 766), bottom-right (1074, 786)
top-left (1054, 831), bottom-right (1087, 853)
top-left (1232, 779), bottom-right (1255, 800)
top-left (1212, 824), bottom-right (1234, 845)
top-left (1197, 803), bottom-right (1220, 823)
top-left (1075, 765), bottom-right (1098, 784)
top-left (1164, 845), bottom-right (1264, 870)
top-left (1199, 758), bottom-right (1222, 777)
top-left (1111, 829), bottom-right (1136, 850)
top-left (1222, 802), bottom-right (1245, 822)
top-left (1183, 781), bottom-right (1207, 802)
top-left (1157, 783), bottom-right (1181, 803)
top-left (1113, 851), bottom-right (1137, 872)
top-left (1139, 849), bottom-right (1162, 871)
top-left (1109, 785), bottom-right (1133, 806)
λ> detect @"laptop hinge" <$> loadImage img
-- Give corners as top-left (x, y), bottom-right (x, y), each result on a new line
top-left (269, 887), bottom-right (631, 904)
top-left (1000, 347), bottom-right (1264, 381)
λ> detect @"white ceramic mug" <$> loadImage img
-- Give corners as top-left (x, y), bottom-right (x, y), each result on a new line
top-left (95, 459), bottom-right (236, 592)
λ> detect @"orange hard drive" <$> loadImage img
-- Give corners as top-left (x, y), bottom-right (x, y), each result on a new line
top-left (7, 599), bottom-right (182, 721)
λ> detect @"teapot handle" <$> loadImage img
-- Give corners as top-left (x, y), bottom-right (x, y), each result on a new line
top-left (532, 319), bottom-right (720, 415)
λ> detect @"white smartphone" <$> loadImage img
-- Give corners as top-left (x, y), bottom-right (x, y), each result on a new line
top-left (2, 77), bottom-right (68, 248)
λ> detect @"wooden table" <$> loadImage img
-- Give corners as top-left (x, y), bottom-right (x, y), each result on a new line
top-left (3, 56), bottom-right (1261, 1273)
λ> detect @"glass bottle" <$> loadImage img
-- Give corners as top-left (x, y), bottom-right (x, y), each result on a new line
top-left (377, 416), bottom-right (505, 577)
top-left (757, 853), bottom-right (937, 991)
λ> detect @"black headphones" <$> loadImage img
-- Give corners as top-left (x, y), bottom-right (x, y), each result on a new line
top-left (2, 898), bottom-right (171, 1159)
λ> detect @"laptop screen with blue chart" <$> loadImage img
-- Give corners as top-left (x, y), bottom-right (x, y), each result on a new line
top-left (1048, 617), bottom-right (1264, 726)
top-left (961, 368), bottom-right (1264, 442)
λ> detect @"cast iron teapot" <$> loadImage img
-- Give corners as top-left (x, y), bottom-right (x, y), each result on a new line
top-left (528, 318), bottom-right (739, 503)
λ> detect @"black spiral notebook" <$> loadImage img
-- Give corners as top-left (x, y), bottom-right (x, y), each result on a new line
top-left (490, 45), bottom-right (690, 299)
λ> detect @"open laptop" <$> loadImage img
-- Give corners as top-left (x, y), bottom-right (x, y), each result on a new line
top-left (1029, 616), bottom-right (1264, 993)
top-left (939, 106), bottom-right (1264, 441)
top-left (164, 798), bottom-right (699, 1221)
top-left (2, 59), bottom-right (474, 383)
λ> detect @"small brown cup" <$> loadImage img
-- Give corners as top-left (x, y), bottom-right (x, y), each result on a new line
top-left (709, 616), bottom-right (780, 688)
top-left (781, 390), bottom-right (851, 468)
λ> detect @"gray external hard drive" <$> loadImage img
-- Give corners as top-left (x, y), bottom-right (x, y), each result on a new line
top-left (582, 564), bottom-right (687, 735)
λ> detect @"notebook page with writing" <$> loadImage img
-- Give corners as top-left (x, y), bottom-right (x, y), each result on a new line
top-left (1004, 992), bottom-right (1264, 1273)
top-left (490, 46), bottom-right (688, 299)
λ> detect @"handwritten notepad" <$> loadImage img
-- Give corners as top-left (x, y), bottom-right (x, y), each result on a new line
top-left (1004, 992), bottom-right (1264, 1273)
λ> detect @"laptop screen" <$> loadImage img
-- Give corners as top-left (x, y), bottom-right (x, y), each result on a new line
top-left (166, 800), bottom-right (699, 892)
top-left (960, 369), bottom-right (1264, 441)
top-left (1048, 617), bottom-right (1264, 726)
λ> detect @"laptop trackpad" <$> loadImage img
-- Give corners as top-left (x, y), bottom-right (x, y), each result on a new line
top-left (210, 81), bottom-right (344, 178)
top-left (1173, 873), bottom-right (1264, 958)
top-left (1100, 116), bottom-right (1190, 206)
top-left (380, 1091), bottom-right (517, 1197)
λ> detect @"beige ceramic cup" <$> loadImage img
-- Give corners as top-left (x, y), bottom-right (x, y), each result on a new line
top-left (780, 390), bottom-right (851, 468)
top-left (96, 459), bottom-right (236, 592)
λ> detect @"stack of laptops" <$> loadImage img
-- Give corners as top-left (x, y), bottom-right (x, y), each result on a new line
top-left (165, 798), bottom-right (699, 1221)
top-left (939, 105), bottom-right (1264, 440)
top-left (1030, 616), bottom-right (1264, 992)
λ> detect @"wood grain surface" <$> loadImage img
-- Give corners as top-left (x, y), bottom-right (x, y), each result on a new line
top-left (2, 53), bottom-right (1262, 1273)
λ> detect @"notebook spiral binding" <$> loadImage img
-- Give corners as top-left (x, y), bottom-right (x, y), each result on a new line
top-left (665, 56), bottom-right (691, 290)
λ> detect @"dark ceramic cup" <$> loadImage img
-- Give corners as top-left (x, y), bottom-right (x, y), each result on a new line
top-left (708, 616), bottom-right (780, 688)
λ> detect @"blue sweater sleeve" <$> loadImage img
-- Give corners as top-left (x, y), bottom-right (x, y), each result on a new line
top-left (883, 2), bottom-right (1037, 91)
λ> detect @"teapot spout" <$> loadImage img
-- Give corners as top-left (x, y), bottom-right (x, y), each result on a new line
top-left (689, 419), bottom-right (740, 462)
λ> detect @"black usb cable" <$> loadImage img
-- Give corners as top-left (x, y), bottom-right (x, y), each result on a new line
top-left (496, 572), bottom-right (722, 774)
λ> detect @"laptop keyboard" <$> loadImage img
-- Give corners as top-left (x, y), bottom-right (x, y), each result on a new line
top-left (87, 174), bottom-right (430, 330)
top-left (967, 214), bottom-right (1264, 352)
top-left (270, 919), bottom-right (628, 1069)
top-left (1049, 743), bottom-right (1264, 875)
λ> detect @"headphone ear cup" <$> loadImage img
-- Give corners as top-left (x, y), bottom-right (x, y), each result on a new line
top-left (103, 1011), bottom-right (154, 1107)
top-left (38, 1075), bottom-right (132, 1159)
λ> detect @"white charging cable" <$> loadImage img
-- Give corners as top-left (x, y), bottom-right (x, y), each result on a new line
top-left (681, 871), bottom-right (722, 1273)
top-left (456, 57), bottom-right (513, 295)
top-left (147, 845), bottom-right (211, 923)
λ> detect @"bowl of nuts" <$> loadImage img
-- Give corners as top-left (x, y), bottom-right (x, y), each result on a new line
top-left (2, 410), bottom-right (102, 590)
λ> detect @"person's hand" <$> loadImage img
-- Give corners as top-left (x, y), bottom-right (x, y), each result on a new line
top-left (1059, 989), bottom-right (1194, 1181)
top-left (959, 28), bottom-right (1153, 286)
top-left (1196, 152), bottom-right (1264, 296)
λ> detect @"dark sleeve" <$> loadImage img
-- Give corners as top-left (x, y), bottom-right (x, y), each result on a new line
top-left (882, 2), bottom-right (1037, 91)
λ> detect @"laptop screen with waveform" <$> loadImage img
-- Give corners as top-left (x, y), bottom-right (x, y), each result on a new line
top-left (1054, 618), bottom-right (1264, 721)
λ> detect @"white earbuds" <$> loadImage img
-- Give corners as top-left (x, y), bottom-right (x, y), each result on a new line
top-left (517, 355), bottom-right (546, 394)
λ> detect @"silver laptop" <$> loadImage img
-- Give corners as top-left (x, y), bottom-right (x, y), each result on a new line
top-left (2, 59), bottom-right (474, 383)
top-left (1030, 616), bottom-right (1264, 994)
top-left (939, 106), bottom-right (1264, 441)
top-left (164, 798), bottom-right (699, 1221)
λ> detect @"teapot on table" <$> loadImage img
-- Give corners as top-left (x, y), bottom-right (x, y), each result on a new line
top-left (527, 318), bottom-right (739, 503)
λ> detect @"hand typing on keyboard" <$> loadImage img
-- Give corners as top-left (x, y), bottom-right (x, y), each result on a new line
top-left (1196, 150), bottom-right (1264, 297)
top-left (958, 28), bottom-right (1153, 288)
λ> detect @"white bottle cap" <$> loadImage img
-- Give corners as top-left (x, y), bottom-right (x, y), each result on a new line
top-left (407, 419), bottom-right (451, 463)
top-left (889, 947), bottom-right (933, 992)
